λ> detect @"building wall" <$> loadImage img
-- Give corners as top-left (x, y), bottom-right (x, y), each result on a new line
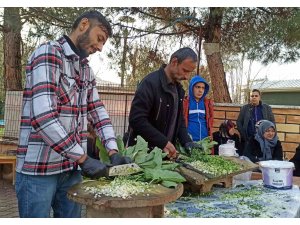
top-left (262, 92), bottom-right (300, 106)
top-left (214, 103), bottom-right (300, 160)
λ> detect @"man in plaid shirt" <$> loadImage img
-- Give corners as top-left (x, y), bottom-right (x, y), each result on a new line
top-left (15, 10), bottom-right (131, 218)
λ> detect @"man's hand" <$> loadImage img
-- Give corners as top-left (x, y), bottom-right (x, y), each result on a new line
top-left (109, 152), bottom-right (132, 166)
top-left (163, 141), bottom-right (177, 159)
top-left (184, 142), bottom-right (203, 156)
top-left (79, 156), bottom-right (108, 179)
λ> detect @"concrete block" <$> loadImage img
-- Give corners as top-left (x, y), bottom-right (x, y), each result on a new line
top-left (276, 124), bottom-right (299, 133)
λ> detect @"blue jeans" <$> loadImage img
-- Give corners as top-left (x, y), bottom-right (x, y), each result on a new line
top-left (15, 170), bottom-right (82, 218)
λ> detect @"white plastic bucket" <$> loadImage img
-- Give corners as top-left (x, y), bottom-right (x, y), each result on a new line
top-left (259, 160), bottom-right (295, 189)
top-left (218, 144), bottom-right (239, 157)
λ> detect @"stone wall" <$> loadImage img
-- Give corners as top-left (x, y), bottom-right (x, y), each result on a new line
top-left (214, 103), bottom-right (300, 160)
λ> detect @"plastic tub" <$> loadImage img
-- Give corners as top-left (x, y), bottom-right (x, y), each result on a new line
top-left (259, 160), bottom-right (295, 189)
top-left (218, 144), bottom-right (239, 157)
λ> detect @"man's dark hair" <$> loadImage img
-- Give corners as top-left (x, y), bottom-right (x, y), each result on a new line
top-left (72, 10), bottom-right (112, 37)
top-left (251, 89), bottom-right (261, 95)
top-left (169, 47), bottom-right (198, 64)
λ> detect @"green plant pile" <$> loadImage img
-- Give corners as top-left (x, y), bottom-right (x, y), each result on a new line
top-left (196, 137), bottom-right (218, 155)
top-left (175, 137), bottom-right (241, 178)
top-left (96, 135), bottom-right (186, 188)
top-left (176, 136), bottom-right (218, 156)
top-left (84, 176), bottom-right (151, 199)
top-left (186, 153), bottom-right (241, 178)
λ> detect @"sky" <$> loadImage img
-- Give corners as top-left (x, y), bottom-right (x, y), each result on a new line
top-left (88, 43), bottom-right (300, 84)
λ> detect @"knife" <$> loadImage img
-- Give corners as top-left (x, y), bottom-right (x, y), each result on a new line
top-left (108, 163), bottom-right (142, 176)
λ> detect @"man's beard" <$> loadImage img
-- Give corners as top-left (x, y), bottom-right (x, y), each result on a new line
top-left (76, 28), bottom-right (91, 58)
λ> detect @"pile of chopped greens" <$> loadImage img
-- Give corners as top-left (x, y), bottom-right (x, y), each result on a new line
top-left (186, 154), bottom-right (241, 178)
top-left (175, 137), bottom-right (241, 178)
top-left (84, 176), bottom-right (151, 199)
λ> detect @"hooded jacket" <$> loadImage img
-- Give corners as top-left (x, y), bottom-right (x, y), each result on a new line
top-left (183, 76), bottom-right (214, 142)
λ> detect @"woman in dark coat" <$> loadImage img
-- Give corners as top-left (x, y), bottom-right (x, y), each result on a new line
top-left (213, 120), bottom-right (241, 155)
top-left (244, 120), bottom-right (283, 163)
top-left (289, 144), bottom-right (300, 177)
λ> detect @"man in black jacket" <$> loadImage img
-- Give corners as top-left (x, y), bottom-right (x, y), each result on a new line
top-left (237, 89), bottom-right (275, 153)
top-left (126, 47), bottom-right (201, 158)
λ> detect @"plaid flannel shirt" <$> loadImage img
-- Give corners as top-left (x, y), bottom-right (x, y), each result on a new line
top-left (16, 36), bottom-right (117, 175)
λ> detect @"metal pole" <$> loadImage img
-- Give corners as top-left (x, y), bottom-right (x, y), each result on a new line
top-left (123, 93), bottom-right (128, 135)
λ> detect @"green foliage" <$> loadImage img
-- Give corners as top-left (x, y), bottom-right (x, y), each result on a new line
top-left (196, 137), bottom-right (218, 155)
top-left (144, 168), bottom-right (186, 187)
top-left (96, 138), bottom-right (111, 164)
top-left (122, 135), bottom-right (185, 188)
top-left (175, 137), bottom-right (218, 156)
top-left (116, 135), bottom-right (125, 155)
top-left (96, 135), bottom-right (185, 188)
top-left (222, 7), bottom-right (300, 64)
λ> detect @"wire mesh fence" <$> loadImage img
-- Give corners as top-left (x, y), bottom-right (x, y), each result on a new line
top-left (96, 84), bottom-right (136, 137)
top-left (0, 83), bottom-right (137, 149)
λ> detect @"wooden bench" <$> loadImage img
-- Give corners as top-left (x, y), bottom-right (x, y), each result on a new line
top-left (0, 154), bottom-right (16, 185)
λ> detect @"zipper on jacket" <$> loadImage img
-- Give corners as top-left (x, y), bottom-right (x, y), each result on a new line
top-left (197, 102), bottom-right (202, 140)
top-left (156, 98), bottom-right (162, 121)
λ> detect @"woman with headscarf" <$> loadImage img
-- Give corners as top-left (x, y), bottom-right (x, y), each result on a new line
top-left (213, 119), bottom-right (241, 155)
top-left (244, 120), bottom-right (283, 163)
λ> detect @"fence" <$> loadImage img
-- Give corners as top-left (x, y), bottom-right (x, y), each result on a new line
top-left (97, 84), bottom-right (136, 137)
top-left (0, 84), bottom-right (136, 153)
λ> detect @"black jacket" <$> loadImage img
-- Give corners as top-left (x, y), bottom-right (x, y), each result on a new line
top-left (243, 136), bottom-right (283, 163)
top-left (237, 102), bottom-right (275, 141)
top-left (127, 65), bottom-right (192, 150)
top-left (289, 144), bottom-right (300, 177)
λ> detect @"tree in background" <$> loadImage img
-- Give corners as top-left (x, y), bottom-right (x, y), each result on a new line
top-left (221, 8), bottom-right (300, 103)
top-left (0, 7), bottom-right (299, 104)
top-left (105, 7), bottom-right (299, 103)
top-left (2, 7), bottom-right (22, 91)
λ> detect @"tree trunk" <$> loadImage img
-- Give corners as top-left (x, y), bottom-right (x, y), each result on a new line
top-left (3, 7), bottom-right (23, 91)
top-left (204, 7), bottom-right (231, 103)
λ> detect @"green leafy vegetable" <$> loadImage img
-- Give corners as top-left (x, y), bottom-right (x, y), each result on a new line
top-left (196, 137), bottom-right (218, 155)
top-left (95, 135), bottom-right (185, 188)
top-left (96, 138), bottom-right (110, 164)
top-left (144, 168), bottom-right (186, 184)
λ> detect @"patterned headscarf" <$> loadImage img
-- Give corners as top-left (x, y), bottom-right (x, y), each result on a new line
top-left (219, 119), bottom-right (236, 137)
top-left (254, 120), bottom-right (278, 160)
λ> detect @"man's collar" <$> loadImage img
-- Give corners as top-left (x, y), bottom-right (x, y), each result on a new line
top-left (161, 64), bottom-right (179, 85)
top-left (63, 35), bottom-right (87, 60)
